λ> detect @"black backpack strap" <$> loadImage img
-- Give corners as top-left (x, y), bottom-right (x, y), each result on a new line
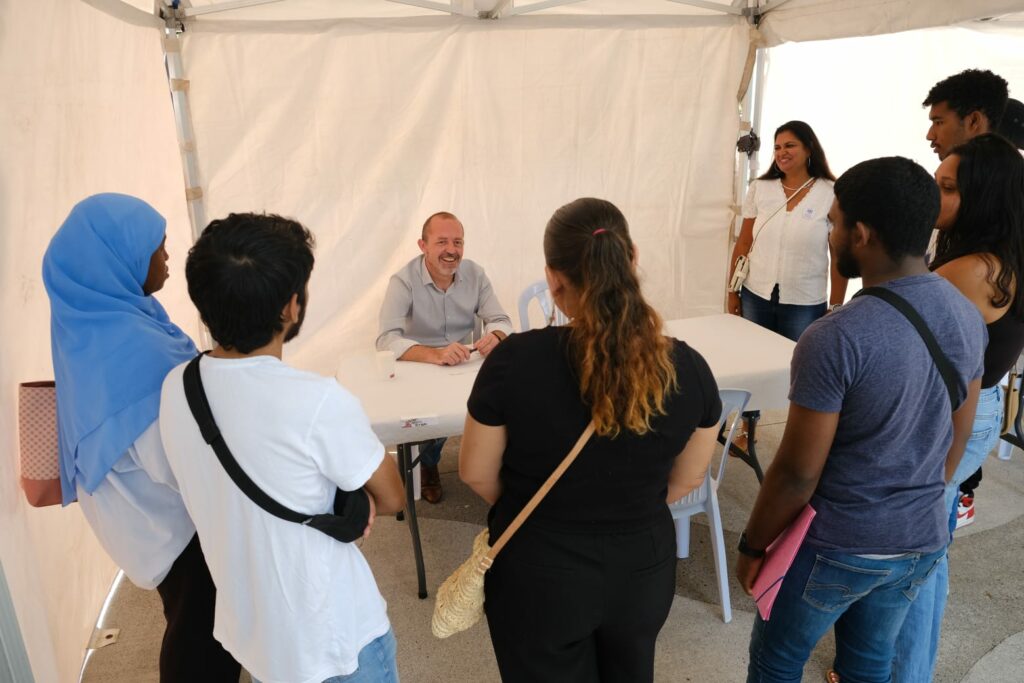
top-left (182, 354), bottom-right (312, 525)
top-left (853, 287), bottom-right (959, 407)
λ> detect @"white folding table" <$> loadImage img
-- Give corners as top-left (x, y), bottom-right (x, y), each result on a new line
top-left (335, 313), bottom-right (795, 598)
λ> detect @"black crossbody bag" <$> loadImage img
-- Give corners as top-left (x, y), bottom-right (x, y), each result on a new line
top-left (854, 287), bottom-right (959, 407)
top-left (183, 353), bottom-right (370, 543)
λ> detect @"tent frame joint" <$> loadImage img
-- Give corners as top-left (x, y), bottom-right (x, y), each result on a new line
top-left (159, 3), bottom-right (186, 33)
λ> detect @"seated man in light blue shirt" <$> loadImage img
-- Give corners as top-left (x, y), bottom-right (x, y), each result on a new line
top-left (376, 211), bottom-right (514, 502)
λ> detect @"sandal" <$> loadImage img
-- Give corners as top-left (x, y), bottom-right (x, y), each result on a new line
top-left (733, 430), bottom-right (756, 451)
top-left (824, 670), bottom-right (840, 683)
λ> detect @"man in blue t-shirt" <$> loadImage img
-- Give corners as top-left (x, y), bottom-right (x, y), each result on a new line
top-left (735, 157), bottom-right (986, 683)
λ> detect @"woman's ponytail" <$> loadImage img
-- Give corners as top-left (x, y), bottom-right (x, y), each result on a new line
top-left (544, 198), bottom-right (677, 437)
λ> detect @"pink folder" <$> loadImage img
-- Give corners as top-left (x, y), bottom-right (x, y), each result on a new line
top-left (752, 504), bottom-right (817, 621)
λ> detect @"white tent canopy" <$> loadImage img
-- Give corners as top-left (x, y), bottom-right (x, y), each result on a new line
top-left (2, 1), bottom-right (1024, 680)
top-left (92, 0), bottom-right (1024, 39)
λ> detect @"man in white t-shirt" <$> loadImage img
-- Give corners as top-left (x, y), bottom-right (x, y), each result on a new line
top-left (159, 212), bottom-right (405, 683)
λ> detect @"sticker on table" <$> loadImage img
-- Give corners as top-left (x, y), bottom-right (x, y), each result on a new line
top-left (401, 416), bottom-right (440, 429)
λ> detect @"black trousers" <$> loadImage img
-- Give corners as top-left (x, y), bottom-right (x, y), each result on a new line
top-left (960, 466), bottom-right (983, 497)
top-left (155, 534), bottom-right (241, 682)
top-left (484, 516), bottom-right (677, 683)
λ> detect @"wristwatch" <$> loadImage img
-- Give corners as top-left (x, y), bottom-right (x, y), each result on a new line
top-left (737, 532), bottom-right (766, 558)
top-left (828, 303), bottom-right (842, 312)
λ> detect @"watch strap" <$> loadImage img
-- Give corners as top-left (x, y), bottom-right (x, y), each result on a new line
top-left (738, 531), bottom-right (766, 558)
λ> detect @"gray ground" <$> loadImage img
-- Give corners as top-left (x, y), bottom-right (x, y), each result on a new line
top-left (83, 414), bottom-right (1024, 682)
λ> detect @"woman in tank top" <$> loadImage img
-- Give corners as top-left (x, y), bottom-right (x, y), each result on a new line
top-left (891, 133), bottom-right (1024, 683)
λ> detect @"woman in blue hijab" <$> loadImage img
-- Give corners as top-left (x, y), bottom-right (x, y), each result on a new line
top-left (43, 194), bottom-right (239, 681)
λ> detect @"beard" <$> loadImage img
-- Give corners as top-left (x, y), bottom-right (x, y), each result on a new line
top-left (835, 244), bottom-right (860, 279)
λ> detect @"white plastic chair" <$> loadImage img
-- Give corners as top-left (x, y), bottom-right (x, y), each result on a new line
top-left (517, 280), bottom-right (568, 332)
top-left (668, 388), bottom-right (751, 623)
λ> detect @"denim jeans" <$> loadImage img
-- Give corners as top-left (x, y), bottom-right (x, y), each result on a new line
top-left (418, 438), bottom-right (446, 468)
top-left (891, 385), bottom-right (1003, 682)
top-left (740, 285), bottom-right (826, 342)
top-left (747, 545), bottom-right (945, 683)
top-left (252, 629), bottom-right (399, 683)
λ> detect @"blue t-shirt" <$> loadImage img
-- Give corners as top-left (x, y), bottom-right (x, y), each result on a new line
top-left (790, 273), bottom-right (986, 554)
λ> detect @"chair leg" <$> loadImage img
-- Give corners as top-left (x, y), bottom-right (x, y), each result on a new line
top-left (706, 493), bottom-right (732, 623)
top-left (673, 516), bottom-right (691, 559)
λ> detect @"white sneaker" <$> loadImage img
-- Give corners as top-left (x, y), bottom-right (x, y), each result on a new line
top-left (955, 495), bottom-right (975, 529)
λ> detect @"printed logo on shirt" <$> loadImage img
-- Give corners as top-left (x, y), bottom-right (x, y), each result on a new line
top-left (803, 207), bottom-right (815, 220)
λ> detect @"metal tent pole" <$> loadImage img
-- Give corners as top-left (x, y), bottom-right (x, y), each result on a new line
top-left (161, 4), bottom-right (212, 347)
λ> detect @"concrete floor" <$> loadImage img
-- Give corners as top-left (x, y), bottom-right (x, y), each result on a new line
top-left (82, 415), bottom-right (1024, 682)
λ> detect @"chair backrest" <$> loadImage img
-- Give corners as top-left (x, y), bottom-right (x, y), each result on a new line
top-left (517, 280), bottom-right (568, 331)
top-left (713, 389), bottom-right (751, 485)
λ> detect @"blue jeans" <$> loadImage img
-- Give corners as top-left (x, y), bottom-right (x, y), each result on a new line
top-left (252, 629), bottom-right (398, 683)
top-left (418, 438), bottom-right (446, 468)
top-left (891, 385), bottom-right (1003, 682)
top-left (741, 285), bottom-right (826, 342)
top-left (747, 545), bottom-right (945, 683)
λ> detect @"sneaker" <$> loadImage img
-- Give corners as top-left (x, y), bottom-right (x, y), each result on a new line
top-left (955, 495), bottom-right (975, 529)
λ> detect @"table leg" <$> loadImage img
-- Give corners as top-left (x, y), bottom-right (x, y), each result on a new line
top-left (396, 447), bottom-right (406, 523)
top-left (724, 410), bottom-right (764, 483)
top-left (398, 443), bottom-right (429, 599)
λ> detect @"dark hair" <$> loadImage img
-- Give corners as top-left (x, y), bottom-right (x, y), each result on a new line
top-left (544, 198), bottom-right (676, 437)
top-left (759, 120), bottom-right (836, 181)
top-left (833, 157), bottom-right (939, 262)
top-left (931, 134), bottom-right (1024, 319)
top-left (421, 211), bottom-right (461, 240)
top-left (923, 69), bottom-right (1009, 128)
top-left (186, 213), bottom-right (315, 353)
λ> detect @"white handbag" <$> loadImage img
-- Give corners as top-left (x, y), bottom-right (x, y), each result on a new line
top-left (729, 254), bottom-right (750, 293)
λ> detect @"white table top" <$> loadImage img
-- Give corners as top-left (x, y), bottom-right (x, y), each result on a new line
top-left (664, 314), bottom-right (795, 414)
top-left (336, 314), bottom-right (794, 445)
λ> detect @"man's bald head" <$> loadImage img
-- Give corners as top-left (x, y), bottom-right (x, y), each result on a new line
top-left (422, 211), bottom-right (463, 241)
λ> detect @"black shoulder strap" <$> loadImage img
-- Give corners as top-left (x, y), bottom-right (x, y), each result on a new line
top-left (182, 354), bottom-right (312, 525)
top-left (853, 287), bottom-right (959, 407)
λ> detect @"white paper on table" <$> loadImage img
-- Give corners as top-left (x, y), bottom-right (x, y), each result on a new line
top-left (400, 416), bottom-right (440, 430)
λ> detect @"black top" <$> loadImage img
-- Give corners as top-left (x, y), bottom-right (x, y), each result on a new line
top-left (467, 326), bottom-right (722, 538)
top-left (983, 309), bottom-right (1024, 388)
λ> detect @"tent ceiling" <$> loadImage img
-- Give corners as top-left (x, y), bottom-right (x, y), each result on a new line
top-left (92, 1), bottom-right (1024, 46)
top-left (174, 0), bottom-right (742, 20)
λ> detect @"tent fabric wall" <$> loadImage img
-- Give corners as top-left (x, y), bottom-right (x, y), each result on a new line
top-left (0, 2), bottom-right (194, 681)
top-left (181, 16), bottom-right (751, 373)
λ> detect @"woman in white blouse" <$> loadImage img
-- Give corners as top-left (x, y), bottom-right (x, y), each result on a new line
top-left (728, 121), bottom-right (848, 341)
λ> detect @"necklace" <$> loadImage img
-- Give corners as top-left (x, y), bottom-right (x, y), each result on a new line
top-left (782, 178), bottom-right (814, 192)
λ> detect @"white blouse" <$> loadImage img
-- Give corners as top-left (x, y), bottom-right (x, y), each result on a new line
top-left (75, 421), bottom-right (195, 590)
top-left (741, 178), bottom-right (835, 306)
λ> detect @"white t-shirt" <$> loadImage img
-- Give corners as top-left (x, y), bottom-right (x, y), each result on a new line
top-left (159, 355), bottom-right (389, 683)
top-left (76, 421), bottom-right (194, 590)
top-left (741, 178), bottom-right (835, 305)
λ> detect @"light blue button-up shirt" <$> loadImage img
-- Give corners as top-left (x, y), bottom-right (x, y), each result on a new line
top-left (376, 256), bottom-right (514, 358)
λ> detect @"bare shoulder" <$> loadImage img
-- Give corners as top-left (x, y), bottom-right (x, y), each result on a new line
top-left (935, 253), bottom-right (1006, 320)
top-left (935, 253), bottom-right (992, 284)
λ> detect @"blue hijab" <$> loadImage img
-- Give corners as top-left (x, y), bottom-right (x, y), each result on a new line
top-left (42, 194), bottom-right (197, 505)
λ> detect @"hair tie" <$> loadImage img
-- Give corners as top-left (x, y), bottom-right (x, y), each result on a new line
top-left (592, 228), bottom-right (608, 236)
